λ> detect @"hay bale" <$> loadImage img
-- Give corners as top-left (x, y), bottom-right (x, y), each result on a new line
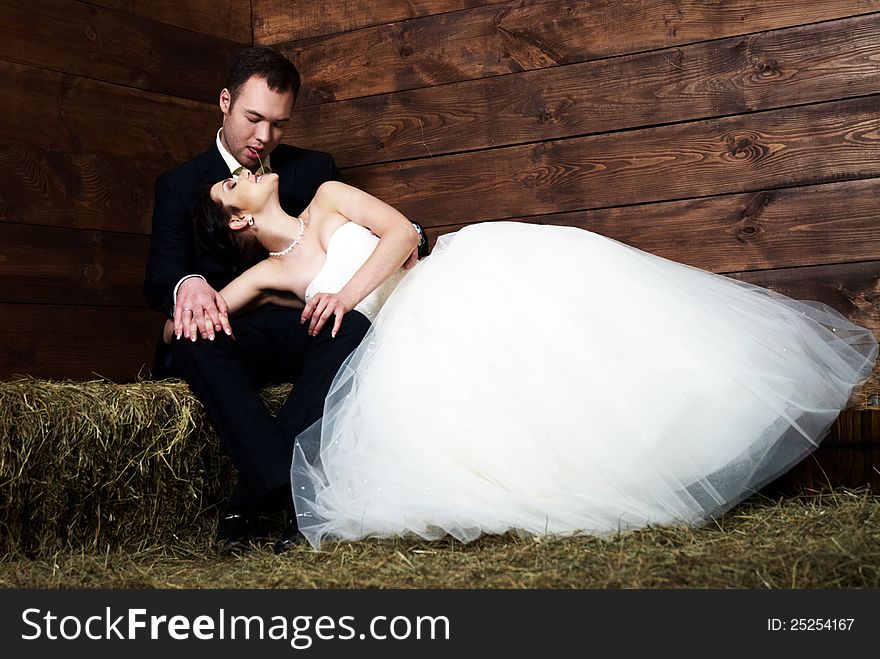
top-left (0, 377), bottom-right (290, 557)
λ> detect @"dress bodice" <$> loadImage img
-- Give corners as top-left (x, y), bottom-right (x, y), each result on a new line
top-left (305, 221), bottom-right (406, 322)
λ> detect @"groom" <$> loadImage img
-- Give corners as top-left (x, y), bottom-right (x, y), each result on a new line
top-left (143, 46), bottom-right (427, 554)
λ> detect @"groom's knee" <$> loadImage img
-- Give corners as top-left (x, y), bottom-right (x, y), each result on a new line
top-left (308, 311), bottom-right (370, 364)
top-left (333, 311), bottom-right (371, 347)
top-left (169, 331), bottom-right (236, 371)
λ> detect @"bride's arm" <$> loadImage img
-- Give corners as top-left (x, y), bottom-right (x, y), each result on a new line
top-left (165, 259), bottom-right (293, 342)
top-left (219, 260), bottom-right (291, 315)
top-left (302, 181), bottom-right (420, 336)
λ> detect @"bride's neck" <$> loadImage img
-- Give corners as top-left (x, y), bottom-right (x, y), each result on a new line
top-left (255, 207), bottom-right (303, 254)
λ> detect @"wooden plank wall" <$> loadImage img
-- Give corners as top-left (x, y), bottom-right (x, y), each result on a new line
top-left (259, 0), bottom-right (880, 413)
top-left (0, 0), bottom-right (251, 380)
top-left (0, 0), bottom-right (874, 488)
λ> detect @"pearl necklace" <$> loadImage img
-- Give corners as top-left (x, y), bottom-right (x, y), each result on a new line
top-left (269, 217), bottom-right (305, 257)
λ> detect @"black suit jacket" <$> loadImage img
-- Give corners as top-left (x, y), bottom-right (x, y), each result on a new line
top-left (143, 143), bottom-right (341, 317)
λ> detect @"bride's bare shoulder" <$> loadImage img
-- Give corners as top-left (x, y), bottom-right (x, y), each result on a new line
top-left (315, 180), bottom-right (378, 207)
top-left (302, 197), bottom-right (348, 251)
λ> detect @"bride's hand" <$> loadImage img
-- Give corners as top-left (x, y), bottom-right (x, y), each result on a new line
top-left (301, 292), bottom-right (352, 338)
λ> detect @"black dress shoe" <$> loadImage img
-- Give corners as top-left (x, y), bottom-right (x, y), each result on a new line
top-left (216, 506), bottom-right (258, 554)
top-left (273, 520), bottom-right (306, 554)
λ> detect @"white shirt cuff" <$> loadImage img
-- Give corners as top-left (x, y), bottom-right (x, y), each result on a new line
top-left (173, 274), bottom-right (206, 309)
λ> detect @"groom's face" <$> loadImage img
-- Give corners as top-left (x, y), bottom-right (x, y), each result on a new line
top-left (219, 75), bottom-right (294, 171)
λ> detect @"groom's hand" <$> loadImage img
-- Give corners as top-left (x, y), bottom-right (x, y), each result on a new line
top-left (402, 248), bottom-right (418, 270)
top-left (174, 277), bottom-right (233, 341)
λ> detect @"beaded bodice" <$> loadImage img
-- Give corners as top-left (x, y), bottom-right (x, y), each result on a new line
top-left (304, 222), bottom-right (406, 322)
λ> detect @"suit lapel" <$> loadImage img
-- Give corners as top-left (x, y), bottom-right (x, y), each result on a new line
top-left (198, 145), bottom-right (233, 186)
top-left (272, 146), bottom-right (301, 214)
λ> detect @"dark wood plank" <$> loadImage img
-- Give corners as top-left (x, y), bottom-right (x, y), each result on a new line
top-left (0, 140), bottom-right (159, 234)
top-left (0, 223), bottom-right (149, 306)
top-left (290, 14), bottom-right (880, 167)
top-left (768, 444), bottom-right (879, 491)
top-left (731, 261), bottom-right (880, 411)
top-left (84, 0), bottom-right (252, 44)
top-left (825, 410), bottom-right (880, 446)
top-left (343, 96), bottom-right (880, 224)
top-left (730, 261), bottom-right (880, 329)
top-left (0, 303), bottom-right (160, 382)
top-left (0, 0), bottom-right (245, 104)
top-left (282, 0), bottom-right (880, 104)
top-left (255, 0), bottom-right (509, 43)
top-left (0, 60), bottom-right (217, 163)
top-left (421, 179), bottom-right (880, 274)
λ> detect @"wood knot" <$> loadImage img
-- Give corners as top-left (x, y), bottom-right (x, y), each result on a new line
top-left (722, 132), bottom-right (767, 163)
top-left (734, 193), bottom-right (769, 243)
top-left (399, 45), bottom-right (413, 58)
top-left (84, 26), bottom-right (97, 41)
top-left (754, 59), bottom-right (780, 78)
top-left (735, 224), bottom-right (761, 243)
top-left (82, 262), bottom-right (104, 285)
top-left (520, 173), bottom-right (540, 189)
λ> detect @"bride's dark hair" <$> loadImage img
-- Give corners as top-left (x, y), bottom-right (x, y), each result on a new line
top-left (193, 184), bottom-right (265, 275)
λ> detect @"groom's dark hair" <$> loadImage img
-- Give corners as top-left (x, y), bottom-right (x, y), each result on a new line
top-left (226, 46), bottom-right (301, 104)
top-left (193, 185), bottom-right (265, 276)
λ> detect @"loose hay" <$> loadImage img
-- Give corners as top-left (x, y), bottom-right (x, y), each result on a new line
top-left (0, 377), bottom-right (291, 557)
top-left (2, 377), bottom-right (877, 590)
top-left (1, 488), bottom-right (877, 588)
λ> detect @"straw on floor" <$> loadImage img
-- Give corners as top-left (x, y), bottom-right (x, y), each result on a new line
top-left (1, 488), bottom-right (877, 588)
top-left (2, 377), bottom-right (877, 589)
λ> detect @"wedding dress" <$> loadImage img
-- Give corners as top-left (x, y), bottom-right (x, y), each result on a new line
top-left (292, 221), bottom-right (878, 549)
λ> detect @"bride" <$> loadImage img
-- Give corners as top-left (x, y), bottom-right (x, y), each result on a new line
top-left (185, 169), bottom-right (878, 550)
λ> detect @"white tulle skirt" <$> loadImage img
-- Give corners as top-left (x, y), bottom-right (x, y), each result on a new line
top-left (292, 222), bottom-right (878, 549)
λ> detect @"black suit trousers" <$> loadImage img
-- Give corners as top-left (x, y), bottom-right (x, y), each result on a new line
top-left (170, 304), bottom-right (371, 509)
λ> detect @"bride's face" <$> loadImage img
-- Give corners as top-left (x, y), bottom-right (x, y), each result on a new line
top-left (210, 170), bottom-right (279, 216)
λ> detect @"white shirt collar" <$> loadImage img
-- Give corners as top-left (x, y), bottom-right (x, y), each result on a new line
top-left (215, 128), bottom-right (271, 174)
